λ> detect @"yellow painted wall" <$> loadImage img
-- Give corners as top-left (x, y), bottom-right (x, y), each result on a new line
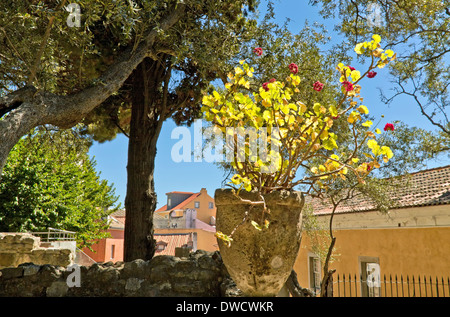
top-left (294, 226), bottom-right (450, 291)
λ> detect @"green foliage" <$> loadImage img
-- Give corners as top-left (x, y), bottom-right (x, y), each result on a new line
top-left (311, 0), bottom-right (450, 138)
top-left (301, 204), bottom-right (339, 265)
top-left (202, 35), bottom-right (396, 195)
top-left (0, 0), bottom-right (259, 140)
top-left (0, 126), bottom-right (119, 248)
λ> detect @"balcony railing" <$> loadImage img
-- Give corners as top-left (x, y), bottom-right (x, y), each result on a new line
top-left (28, 227), bottom-right (76, 242)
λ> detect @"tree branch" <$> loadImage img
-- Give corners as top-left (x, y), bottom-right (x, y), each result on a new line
top-left (0, 3), bottom-right (186, 176)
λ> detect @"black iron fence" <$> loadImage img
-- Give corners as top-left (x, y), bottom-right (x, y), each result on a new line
top-left (333, 274), bottom-right (450, 297)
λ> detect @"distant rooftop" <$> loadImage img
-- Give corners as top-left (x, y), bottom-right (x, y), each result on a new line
top-left (308, 165), bottom-right (450, 215)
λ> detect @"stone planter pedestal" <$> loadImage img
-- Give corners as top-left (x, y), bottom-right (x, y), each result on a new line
top-left (215, 188), bottom-right (304, 296)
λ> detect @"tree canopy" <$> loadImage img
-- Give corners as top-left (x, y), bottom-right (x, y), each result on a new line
top-left (310, 0), bottom-right (450, 143)
top-left (0, 126), bottom-right (119, 248)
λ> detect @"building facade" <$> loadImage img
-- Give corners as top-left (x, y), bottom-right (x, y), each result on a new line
top-left (154, 188), bottom-right (218, 254)
top-left (294, 165), bottom-right (450, 295)
top-left (82, 188), bottom-right (218, 262)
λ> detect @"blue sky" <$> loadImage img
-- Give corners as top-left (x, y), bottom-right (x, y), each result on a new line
top-left (88, 0), bottom-right (448, 209)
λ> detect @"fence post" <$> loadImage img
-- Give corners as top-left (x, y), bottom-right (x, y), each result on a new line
top-left (343, 274), bottom-right (346, 297)
top-left (406, 275), bottom-right (410, 297)
top-left (424, 275), bottom-right (427, 297)
top-left (436, 276), bottom-right (439, 297)
top-left (430, 276), bottom-right (434, 297)
top-left (447, 277), bottom-right (450, 297)
top-left (401, 275), bottom-right (404, 297)
top-left (337, 274), bottom-right (341, 297)
top-left (348, 274), bottom-right (352, 297)
top-left (389, 275), bottom-right (392, 297)
top-left (395, 274), bottom-right (399, 296)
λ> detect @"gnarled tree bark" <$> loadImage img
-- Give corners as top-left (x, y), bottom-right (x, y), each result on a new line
top-left (123, 57), bottom-right (166, 262)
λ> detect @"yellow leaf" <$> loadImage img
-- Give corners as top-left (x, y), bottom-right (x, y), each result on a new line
top-left (297, 101), bottom-right (307, 114)
top-left (351, 70), bottom-right (361, 82)
top-left (357, 105), bottom-right (369, 115)
top-left (362, 120), bottom-right (373, 127)
top-left (385, 49), bottom-right (394, 58)
top-left (354, 43), bottom-right (364, 54)
top-left (288, 115), bottom-right (295, 126)
top-left (381, 146), bottom-right (394, 159)
top-left (329, 105), bottom-right (338, 117)
top-left (372, 34), bottom-right (381, 43)
top-left (347, 111), bottom-right (361, 124)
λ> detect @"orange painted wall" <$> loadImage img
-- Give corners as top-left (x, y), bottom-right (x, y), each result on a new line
top-left (82, 229), bottom-right (124, 263)
top-left (184, 188), bottom-right (216, 225)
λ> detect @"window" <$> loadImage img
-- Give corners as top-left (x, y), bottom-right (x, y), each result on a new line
top-left (359, 256), bottom-right (381, 297)
top-left (194, 201), bottom-right (200, 208)
top-left (309, 256), bottom-right (321, 295)
top-left (110, 245), bottom-right (115, 259)
top-left (156, 241), bottom-right (167, 252)
top-left (209, 202), bottom-right (214, 209)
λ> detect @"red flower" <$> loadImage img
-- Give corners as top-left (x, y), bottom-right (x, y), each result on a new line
top-left (367, 71), bottom-right (377, 78)
top-left (289, 63), bottom-right (298, 74)
top-left (254, 47), bottom-right (263, 56)
top-left (313, 81), bottom-right (324, 92)
top-left (367, 164), bottom-right (372, 172)
top-left (384, 123), bottom-right (394, 131)
top-left (262, 82), bottom-right (269, 91)
top-left (269, 78), bottom-right (276, 83)
top-left (342, 80), bottom-right (354, 92)
top-left (348, 65), bottom-right (356, 71)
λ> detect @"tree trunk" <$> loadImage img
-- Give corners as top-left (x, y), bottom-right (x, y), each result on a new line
top-left (123, 58), bottom-right (164, 262)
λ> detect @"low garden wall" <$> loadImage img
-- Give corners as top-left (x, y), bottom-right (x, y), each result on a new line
top-left (0, 233), bottom-right (74, 269)
top-left (0, 250), bottom-right (242, 297)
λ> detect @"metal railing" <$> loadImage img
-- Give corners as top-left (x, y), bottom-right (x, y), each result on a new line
top-left (28, 227), bottom-right (76, 242)
top-left (333, 273), bottom-right (450, 297)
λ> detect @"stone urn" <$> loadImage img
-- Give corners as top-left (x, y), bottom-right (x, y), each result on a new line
top-left (214, 188), bottom-right (304, 296)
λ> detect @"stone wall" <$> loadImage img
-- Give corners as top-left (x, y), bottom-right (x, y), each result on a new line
top-left (0, 233), bottom-right (74, 269)
top-left (0, 250), bottom-right (242, 297)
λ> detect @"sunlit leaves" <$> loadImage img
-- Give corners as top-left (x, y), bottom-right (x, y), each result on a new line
top-left (201, 35), bottom-right (396, 194)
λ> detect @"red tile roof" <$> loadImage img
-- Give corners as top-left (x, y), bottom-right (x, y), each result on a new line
top-left (166, 191), bottom-right (195, 195)
top-left (308, 165), bottom-right (450, 215)
top-left (110, 209), bottom-right (126, 218)
top-left (154, 233), bottom-right (191, 256)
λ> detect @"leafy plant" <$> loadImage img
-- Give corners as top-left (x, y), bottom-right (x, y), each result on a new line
top-left (202, 35), bottom-right (397, 196)
top-left (0, 126), bottom-right (119, 248)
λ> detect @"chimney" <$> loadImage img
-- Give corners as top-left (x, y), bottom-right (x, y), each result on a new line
top-left (200, 188), bottom-right (207, 194)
